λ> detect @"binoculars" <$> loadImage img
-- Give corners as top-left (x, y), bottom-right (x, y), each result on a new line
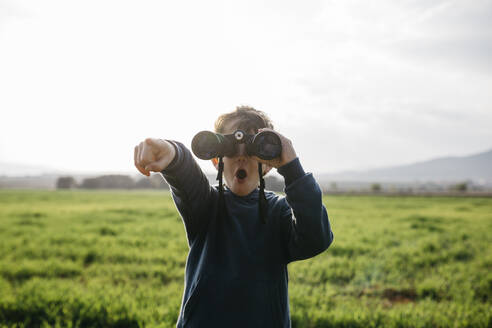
top-left (192, 129), bottom-right (282, 160)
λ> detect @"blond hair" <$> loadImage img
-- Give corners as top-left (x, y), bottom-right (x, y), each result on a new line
top-left (214, 106), bottom-right (274, 134)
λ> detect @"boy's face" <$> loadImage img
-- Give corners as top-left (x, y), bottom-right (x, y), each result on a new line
top-left (212, 118), bottom-right (271, 196)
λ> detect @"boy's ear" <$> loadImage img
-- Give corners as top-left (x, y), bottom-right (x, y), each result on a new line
top-left (262, 164), bottom-right (272, 176)
top-left (211, 158), bottom-right (219, 171)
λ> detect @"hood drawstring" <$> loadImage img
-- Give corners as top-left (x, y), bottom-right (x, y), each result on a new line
top-left (216, 157), bottom-right (225, 210)
top-left (258, 163), bottom-right (268, 224)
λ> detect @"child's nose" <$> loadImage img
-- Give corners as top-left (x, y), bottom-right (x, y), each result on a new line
top-left (237, 144), bottom-right (247, 157)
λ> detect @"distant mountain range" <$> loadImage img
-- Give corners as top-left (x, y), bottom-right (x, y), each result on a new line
top-left (1, 148), bottom-right (491, 189)
top-left (318, 148), bottom-right (492, 183)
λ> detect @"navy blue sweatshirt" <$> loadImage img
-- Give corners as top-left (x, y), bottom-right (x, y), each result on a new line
top-left (161, 141), bottom-right (334, 328)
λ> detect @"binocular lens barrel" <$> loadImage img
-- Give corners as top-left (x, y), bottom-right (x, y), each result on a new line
top-left (191, 130), bottom-right (281, 160)
top-left (191, 131), bottom-right (223, 160)
top-left (252, 132), bottom-right (282, 160)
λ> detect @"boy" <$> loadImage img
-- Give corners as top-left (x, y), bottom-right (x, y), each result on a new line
top-left (134, 106), bottom-right (334, 327)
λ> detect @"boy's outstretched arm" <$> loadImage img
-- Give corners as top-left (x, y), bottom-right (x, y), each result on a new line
top-left (253, 129), bottom-right (334, 263)
top-left (134, 138), bottom-right (215, 243)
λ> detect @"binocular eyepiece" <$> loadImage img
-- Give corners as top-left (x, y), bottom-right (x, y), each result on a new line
top-left (192, 129), bottom-right (282, 160)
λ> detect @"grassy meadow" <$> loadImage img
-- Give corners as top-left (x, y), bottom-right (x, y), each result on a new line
top-left (0, 190), bottom-right (491, 327)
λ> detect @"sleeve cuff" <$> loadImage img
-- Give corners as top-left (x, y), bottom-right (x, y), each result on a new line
top-left (160, 140), bottom-right (182, 174)
top-left (277, 157), bottom-right (305, 187)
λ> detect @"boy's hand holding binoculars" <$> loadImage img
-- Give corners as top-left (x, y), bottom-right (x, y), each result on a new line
top-left (134, 138), bottom-right (176, 176)
top-left (252, 128), bottom-right (297, 169)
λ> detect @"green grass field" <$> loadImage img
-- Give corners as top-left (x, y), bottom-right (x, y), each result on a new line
top-left (0, 190), bottom-right (491, 328)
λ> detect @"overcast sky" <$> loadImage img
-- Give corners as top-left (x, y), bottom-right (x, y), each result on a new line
top-left (1, 0), bottom-right (491, 176)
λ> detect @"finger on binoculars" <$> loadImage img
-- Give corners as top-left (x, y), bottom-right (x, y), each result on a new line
top-left (258, 127), bottom-right (284, 139)
top-left (251, 155), bottom-right (271, 165)
top-left (266, 128), bottom-right (284, 137)
top-left (253, 155), bottom-right (283, 168)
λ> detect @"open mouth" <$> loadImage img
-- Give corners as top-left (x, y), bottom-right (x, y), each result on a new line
top-left (236, 169), bottom-right (247, 180)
